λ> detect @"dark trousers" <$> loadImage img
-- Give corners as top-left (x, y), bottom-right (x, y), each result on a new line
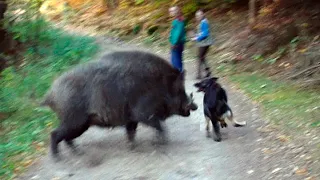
top-left (171, 44), bottom-right (184, 72)
top-left (197, 45), bottom-right (211, 78)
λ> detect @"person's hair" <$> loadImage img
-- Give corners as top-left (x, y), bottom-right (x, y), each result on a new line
top-left (196, 10), bottom-right (204, 16)
top-left (170, 6), bottom-right (181, 15)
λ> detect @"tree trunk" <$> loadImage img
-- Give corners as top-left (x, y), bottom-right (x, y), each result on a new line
top-left (263, 0), bottom-right (272, 7)
top-left (248, 0), bottom-right (256, 28)
top-left (0, 0), bottom-right (8, 71)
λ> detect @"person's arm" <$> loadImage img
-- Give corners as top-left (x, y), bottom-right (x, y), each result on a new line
top-left (196, 21), bottom-right (210, 41)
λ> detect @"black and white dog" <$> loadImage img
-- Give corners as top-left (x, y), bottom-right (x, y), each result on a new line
top-left (194, 77), bottom-right (246, 142)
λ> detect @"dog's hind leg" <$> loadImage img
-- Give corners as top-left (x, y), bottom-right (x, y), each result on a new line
top-left (205, 115), bottom-right (211, 138)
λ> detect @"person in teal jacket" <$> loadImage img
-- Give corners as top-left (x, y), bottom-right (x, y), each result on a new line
top-left (169, 6), bottom-right (186, 72)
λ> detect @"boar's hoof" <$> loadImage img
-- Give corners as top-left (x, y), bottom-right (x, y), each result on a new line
top-left (128, 142), bottom-right (137, 150)
top-left (51, 153), bottom-right (62, 163)
top-left (66, 141), bottom-right (84, 156)
top-left (73, 148), bottom-right (85, 156)
top-left (153, 132), bottom-right (168, 145)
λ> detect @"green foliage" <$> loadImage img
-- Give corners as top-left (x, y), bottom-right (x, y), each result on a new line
top-left (182, 1), bottom-right (198, 18)
top-left (133, 24), bottom-right (141, 35)
top-left (265, 47), bottom-right (287, 65)
top-left (135, 0), bottom-right (144, 5)
top-left (251, 46), bottom-right (287, 65)
top-left (0, 17), bottom-right (99, 179)
top-left (252, 54), bottom-right (264, 62)
top-left (147, 25), bottom-right (159, 36)
top-left (290, 36), bottom-right (300, 50)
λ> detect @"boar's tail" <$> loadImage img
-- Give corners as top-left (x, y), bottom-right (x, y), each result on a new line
top-left (40, 92), bottom-right (53, 107)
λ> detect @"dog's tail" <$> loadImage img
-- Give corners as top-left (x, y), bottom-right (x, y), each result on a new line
top-left (222, 104), bottom-right (246, 127)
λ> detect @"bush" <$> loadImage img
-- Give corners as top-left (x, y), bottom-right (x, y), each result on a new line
top-left (0, 17), bottom-right (99, 179)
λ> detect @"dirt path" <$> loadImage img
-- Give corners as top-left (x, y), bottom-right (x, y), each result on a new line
top-left (17, 33), bottom-right (318, 180)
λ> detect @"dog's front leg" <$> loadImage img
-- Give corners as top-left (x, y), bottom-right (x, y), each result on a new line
top-left (211, 117), bottom-right (222, 142)
top-left (205, 115), bottom-right (211, 138)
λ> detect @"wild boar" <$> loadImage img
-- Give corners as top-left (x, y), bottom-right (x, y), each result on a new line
top-left (41, 50), bottom-right (197, 161)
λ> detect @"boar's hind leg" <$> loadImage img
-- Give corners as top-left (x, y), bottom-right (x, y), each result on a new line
top-left (64, 122), bottom-right (90, 150)
top-left (126, 121), bottom-right (138, 149)
top-left (51, 125), bottom-right (67, 161)
top-left (51, 120), bottom-right (90, 160)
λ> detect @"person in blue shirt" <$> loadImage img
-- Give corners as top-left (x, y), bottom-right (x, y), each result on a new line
top-left (191, 10), bottom-right (214, 79)
top-left (169, 6), bottom-right (186, 73)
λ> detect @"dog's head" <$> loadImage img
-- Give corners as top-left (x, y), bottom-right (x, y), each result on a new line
top-left (194, 77), bottom-right (219, 92)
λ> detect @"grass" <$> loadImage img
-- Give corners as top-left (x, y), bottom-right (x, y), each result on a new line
top-left (228, 73), bottom-right (320, 131)
top-left (0, 17), bottom-right (99, 180)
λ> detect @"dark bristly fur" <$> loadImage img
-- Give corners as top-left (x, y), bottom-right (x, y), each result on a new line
top-left (41, 50), bottom-right (198, 161)
top-left (194, 77), bottom-right (243, 142)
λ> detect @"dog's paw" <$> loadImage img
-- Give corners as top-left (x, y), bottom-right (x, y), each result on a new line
top-left (206, 131), bottom-right (211, 138)
top-left (212, 133), bottom-right (222, 142)
top-left (220, 122), bottom-right (228, 128)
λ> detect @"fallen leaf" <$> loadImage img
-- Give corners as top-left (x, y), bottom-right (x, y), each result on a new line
top-left (22, 159), bottom-right (33, 167)
top-left (257, 127), bottom-right (273, 133)
top-left (260, 84), bottom-right (267, 88)
top-left (31, 175), bottom-right (40, 180)
top-left (305, 176), bottom-right (316, 180)
top-left (295, 168), bottom-right (308, 175)
top-left (277, 135), bottom-right (289, 142)
top-left (271, 167), bottom-right (282, 174)
top-left (247, 170), bottom-right (254, 174)
top-left (262, 148), bottom-right (272, 154)
top-left (298, 48), bottom-right (307, 53)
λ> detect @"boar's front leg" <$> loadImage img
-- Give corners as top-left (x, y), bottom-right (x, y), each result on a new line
top-left (125, 121), bottom-right (138, 149)
top-left (143, 118), bottom-right (167, 145)
top-left (132, 95), bottom-right (168, 144)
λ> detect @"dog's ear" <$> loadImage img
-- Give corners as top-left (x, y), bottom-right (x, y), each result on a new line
top-left (211, 77), bottom-right (219, 82)
top-left (194, 82), bottom-right (201, 87)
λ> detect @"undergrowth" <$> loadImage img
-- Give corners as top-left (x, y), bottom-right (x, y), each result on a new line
top-left (228, 73), bottom-right (320, 130)
top-left (0, 17), bottom-right (99, 180)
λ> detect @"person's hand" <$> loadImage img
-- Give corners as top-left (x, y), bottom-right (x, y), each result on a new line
top-left (190, 37), bottom-right (197, 41)
top-left (171, 45), bottom-right (178, 49)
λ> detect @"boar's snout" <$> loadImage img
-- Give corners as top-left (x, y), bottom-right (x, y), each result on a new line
top-left (188, 101), bottom-right (198, 111)
top-left (188, 93), bottom-right (198, 111)
top-left (179, 93), bottom-right (198, 117)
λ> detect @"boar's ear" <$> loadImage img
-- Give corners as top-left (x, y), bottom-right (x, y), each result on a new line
top-left (177, 70), bottom-right (186, 81)
top-left (169, 69), bottom-right (185, 82)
